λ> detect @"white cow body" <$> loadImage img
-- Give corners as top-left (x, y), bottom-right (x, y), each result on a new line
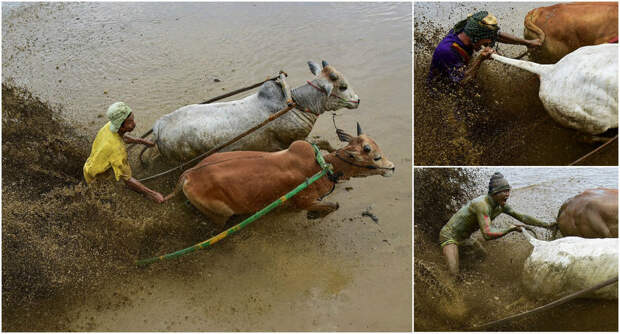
top-left (491, 44), bottom-right (618, 134)
top-left (152, 61), bottom-right (359, 162)
top-left (521, 230), bottom-right (618, 300)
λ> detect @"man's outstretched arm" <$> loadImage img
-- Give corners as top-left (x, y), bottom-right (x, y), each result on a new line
top-left (124, 177), bottom-right (165, 203)
top-left (498, 31), bottom-right (542, 47)
top-left (475, 211), bottom-right (519, 240)
top-left (504, 205), bottom-right (556, 228)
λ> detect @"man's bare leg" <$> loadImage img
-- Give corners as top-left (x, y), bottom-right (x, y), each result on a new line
top-left (442, 243), bottom-right (459, 278)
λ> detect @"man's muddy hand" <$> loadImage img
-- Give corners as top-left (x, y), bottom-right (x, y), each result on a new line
top-left (509, 224), bottom-right (523, 233)
top-left (512, 223), bottom-right (537, 234)
top-left (528, 39), bottom-right (542, 48)
top-left (150, 192), bottom-right (165, 204)
top-left (480, 47), bottom-right (496, 59)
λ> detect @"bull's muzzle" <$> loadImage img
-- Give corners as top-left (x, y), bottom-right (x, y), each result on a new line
top-left (381, 162), bottom-right (395, 177)
top-left (346, 98), bottom-right (360, 109)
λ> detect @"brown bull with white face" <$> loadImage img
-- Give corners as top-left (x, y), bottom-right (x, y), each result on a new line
top-left (524, 2), bottom-right (618, 64)
top-left (165, 124), bottom-right (394, 224)
top-left (557, 188), bottom-right (618, 238)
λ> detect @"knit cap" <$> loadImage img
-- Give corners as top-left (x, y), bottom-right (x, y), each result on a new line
top-left (454, 11), bottom-right (499, 47)
top-left (488, 172), bottom-right (511, 194)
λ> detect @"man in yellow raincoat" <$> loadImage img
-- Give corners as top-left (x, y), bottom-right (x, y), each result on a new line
top-left (83, 102), bottom-right (164, 203)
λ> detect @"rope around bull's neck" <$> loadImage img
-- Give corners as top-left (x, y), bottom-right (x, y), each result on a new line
top-left (305, 80), bottom-right (359, 104)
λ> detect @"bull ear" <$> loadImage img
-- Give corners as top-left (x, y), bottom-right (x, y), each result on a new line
top-left (317, 79), bottom-right (333, 97)
top-left (308, 61), bottom-right (321, 75)
top-left (336, 129), bottom-right (354, 143)
top-left (322, 60), bottom-right (329, 68)
top-left (356, 122), bottom-right (363, 136)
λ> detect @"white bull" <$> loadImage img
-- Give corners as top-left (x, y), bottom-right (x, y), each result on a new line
top-left (152, 60), bottom-right (360, 162)
top-left (521, 230), bottom-right (617, 300)
top-left (491, 44), bottom-right (618, 135)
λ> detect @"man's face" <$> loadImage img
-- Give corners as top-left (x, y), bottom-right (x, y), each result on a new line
top-left (119, 113), bottom-right (135, 133)
top-left (494, 189), bottom-right (510, 206)
top-left (474, 38), bottom-right (492, 51)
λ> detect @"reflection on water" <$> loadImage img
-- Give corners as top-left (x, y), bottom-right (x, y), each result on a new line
top-left (3, 2), bottom-right (411, 139)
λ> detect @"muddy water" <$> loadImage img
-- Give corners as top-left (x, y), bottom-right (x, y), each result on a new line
top-left (414, 167), bottom-right (619, 331)
top-left (478, 167), bottom-right (618, 237)
top-left (2, 2), bottom-right (411, 331)
top-left (414, 2), bottom-right (618, 165)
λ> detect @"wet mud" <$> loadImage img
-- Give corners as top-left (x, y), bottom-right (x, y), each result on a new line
top-left (2, 83), bottom-right (222, 330)
top-left (3, 80), bottom-right (411, 331)
top-left (3, 2), bottom-right (411, 331)
top-left (413, 168), bottom-right (618, 331)
top-left (414, 5), bottom-right (617, 166)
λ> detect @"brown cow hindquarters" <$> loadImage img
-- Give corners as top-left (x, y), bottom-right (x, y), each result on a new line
top-left (182, 179), bottom-right (235, 225)
top-left (524, 3), bottom-right (618, 64)
top-left (557, 188), bottom-right (618, 238)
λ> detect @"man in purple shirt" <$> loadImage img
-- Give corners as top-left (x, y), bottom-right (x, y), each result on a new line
top-left (428, 11), bottom-right (541, 89)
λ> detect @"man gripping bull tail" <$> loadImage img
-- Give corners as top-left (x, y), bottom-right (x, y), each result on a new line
top-left (439, 172), bottom-right (557, 280)
top-left (163, 170), bottom-right (190, 202)
top-left (427, 11), bottom-right (542, 90)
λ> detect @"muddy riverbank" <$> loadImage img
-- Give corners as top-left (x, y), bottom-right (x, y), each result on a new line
top-left (2, 2), bottom-right (411, 331)
top-left (414, 168), bottom-right (618, 331)
top-left (414, 2), bottom-right (617, 165)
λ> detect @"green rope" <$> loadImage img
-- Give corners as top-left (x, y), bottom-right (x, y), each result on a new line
top-left (136, 144), bottom-right (332, 266)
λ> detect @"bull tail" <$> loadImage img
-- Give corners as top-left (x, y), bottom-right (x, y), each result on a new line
top-left (164, 171), bottom-right (189, 202)
top-left (523, 9), bottom-right (546, 46)
top-left (490, 54), bottom-right (553, 77)
top-left (521, 229), bottom-right (544, 247)
top-left (139, 145), bottom-right (152, 166)
top-left (557, 201), bottom-right (569, 221)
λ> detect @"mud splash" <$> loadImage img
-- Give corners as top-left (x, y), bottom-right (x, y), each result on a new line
top-left (414, 8), bottom-right (617, 165)
top-left (2, 83), bottom-right (412, 331)
top-left (1, 83), bottom-right (219, 330)
top-left (413, 168), bottom-right (618, 331)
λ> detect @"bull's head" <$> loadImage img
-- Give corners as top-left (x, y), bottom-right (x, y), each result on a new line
top-left (308, 60), bottom-right (360, 111)
top-left (334, 123), bottom-right (395, 178)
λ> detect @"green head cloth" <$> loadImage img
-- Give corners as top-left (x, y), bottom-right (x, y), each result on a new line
top-left (454, 11), bottom-right (499, 47)
top-left (488, 172), bottom-right (511, 194)
top-left (107, 102), bottom-right (132, 132)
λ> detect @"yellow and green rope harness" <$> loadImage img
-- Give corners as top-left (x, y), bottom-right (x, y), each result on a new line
top-left (135, 144), bottom-right (333, 266)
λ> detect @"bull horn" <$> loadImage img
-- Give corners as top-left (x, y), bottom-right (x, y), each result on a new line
top-left (322, 60), bottom-right (329, 68)
top-left (357, 122), bottom-right (363, 136)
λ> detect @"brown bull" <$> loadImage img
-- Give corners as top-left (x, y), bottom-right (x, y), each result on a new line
top-left (524, 2), bottom-right (618, 63)
top-left (557, 188), bottom-right (618, 238)
top-left (165, 124), bottom-right (395, 224)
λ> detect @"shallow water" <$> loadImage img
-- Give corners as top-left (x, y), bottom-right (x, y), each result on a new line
top-left (2, 2), bottom-right (412, 331)
top-left (476, 167), bottom-right (618, 238)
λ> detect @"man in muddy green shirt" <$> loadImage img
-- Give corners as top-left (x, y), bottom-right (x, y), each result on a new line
top-left (440, 172), bottom-right (556, 278)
